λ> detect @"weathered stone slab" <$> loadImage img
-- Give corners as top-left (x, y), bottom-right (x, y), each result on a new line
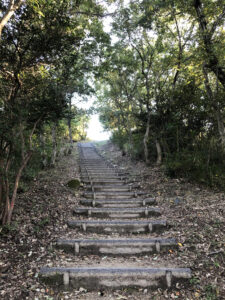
top-left (83, 180), bottom-right (125, 186)
top-left (81, 174), bottom-right (124, 180)
top-left (85, 185), bottom-right (132, 192)
top-left (40, 267), bottom-right (191, 290)
top-left (67, 219), bottom-right (167, 233)
top-left (83, 191), bottom-right (146, 199)
top-left (56, 238), bottom-right (177, 255)
top-left (73, 207), bottom-right (161, 218)
top-left (79, 198), bottom-right (156, 207)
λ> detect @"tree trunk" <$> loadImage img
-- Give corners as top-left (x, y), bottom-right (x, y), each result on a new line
top-left (1, 152), bottom-right (32, 225)
top-left (161, 137), bottom-right (170, 157)
top-left (67, 117), bottom-right (73, 154)
top-left (216, 111), bottom-right (225, 148)
top-left (156, 139), bottom-right (162, 165)
top-left (0, 0), bottom-right (24, 38)
top-left (194, 0), bottom-right (225, 88)
top-left (203, 65), bottom-right (225, 148)
top-left (6, 152), bottom-right (31, 224)
top-left (39, 133), bottom-right (48, 168)
top-left (143, 112), bottom-right (150, 164)
top-left (50, 122), bottom-right (57, 167)
top-left (0, 160), bottom-right (3, 213)
top-left (1, 178), bottom-right (10, 225)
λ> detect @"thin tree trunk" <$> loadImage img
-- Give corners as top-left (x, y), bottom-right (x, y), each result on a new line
top-left (143, 112), bottom-right (150, 164)
top-left (0, 160), bottom-right (3, 212)
top-left (67, 117), bottom-right (73, 154)
top-left (1, 117), bottom-right (41, 224)
top-left (203, 65), bottom-right (225, 148)
top-left (39, 133), bottom-right (48, 167)
top-left (194, 0), bottom-right (225, 88)
top-left (51, 122), bottom-right (57, 167)
top-left (176, 126), bottom-right (179, 153)
top-left (156, 139), bottom-right (162, 165)
top-left (4, 152), bottom-right (32, 224)
top-left (1, 180), bottom-right (10, 225)
top-left (161, 137), bottom-right (170, 158)
top-left (0, 0), bottom-right (24, 38)
top-left (1, 151), bottom-right (11, 224)
top-left (51, 123), bottom-right (57, 167)
top-left (215, 111), bottom-right (225, 147)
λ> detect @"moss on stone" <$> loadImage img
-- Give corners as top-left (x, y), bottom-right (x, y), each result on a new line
top-left (67, 179), bottom-right (80, 190)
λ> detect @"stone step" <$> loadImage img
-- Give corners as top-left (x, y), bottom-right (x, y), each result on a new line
top-left (83, 180), bottom-right (125, 185)
top-left (80, 166), bottom-right (113, 170)
top-left (40, 267), bottom-right (191, 290)
top-left (82, 166), bottom-right (120, 171)
top-left (80, 168), bottom-right (126, 172)
top-left (80, 162), bottom-right (108, 165)
top-left (81, 168), bottom-right (123, 173)
top-left (85, 185), bottom-right (132, 192)
top-left (80, 163), bottom-right (108, 165)
top-left (81, 175), bottom-right (126, 180)
top-left (83, 191), bottom-right (146, 199)
top-left (67, 219), bottom-right (167, 234)
top-left (80, 198), bottom-right (156, 207)
top-left (73, 207), bottom-right (161, 218)
top-left (56, 238), bottom-right (177, 255)
top-left (81, 173), bottom-right (127, 178)
top-left (80, 164), bottom-right (118, 168)
top-left (80, 167), bottom-right (117, 172)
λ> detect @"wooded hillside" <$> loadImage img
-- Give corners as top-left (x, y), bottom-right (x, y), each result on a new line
top-left (96, 0), bottom-right (225, 189)
top-left (0, 0), bottom-right (225, 225)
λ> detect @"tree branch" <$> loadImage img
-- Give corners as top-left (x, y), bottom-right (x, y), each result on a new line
top-left (0, 0), bottom-right (25, 38)
top-left (210, 8), bottom-right (225, 37)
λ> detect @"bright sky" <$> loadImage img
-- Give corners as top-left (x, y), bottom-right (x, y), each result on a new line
top-left (87, 114), bottom-right (111, 141)
top-left (72, 95), bottom-right (111, 141)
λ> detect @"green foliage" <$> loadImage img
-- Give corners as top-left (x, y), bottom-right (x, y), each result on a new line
top-left (204, 284), bottom-right (219, 300)
top-left (165, 143), bottom-right (225, 188)
top-left (95, 0), bottom-right (225, 189)
top-left (0, 0), bottom-right (110, 224)
top-left (190, 276), bottom-right (200, 285)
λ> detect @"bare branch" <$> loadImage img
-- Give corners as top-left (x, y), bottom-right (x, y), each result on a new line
top-left (210, 8), bottom-right (225, 37)
top-left (0, 0), bottom-right (25, 38)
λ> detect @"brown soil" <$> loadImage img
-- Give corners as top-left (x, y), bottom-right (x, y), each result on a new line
top-left (0, 142), bottom-right (224, 300)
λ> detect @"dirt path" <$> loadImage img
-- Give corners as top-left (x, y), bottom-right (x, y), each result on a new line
top-left (0, 142), bottom-right (224, 299)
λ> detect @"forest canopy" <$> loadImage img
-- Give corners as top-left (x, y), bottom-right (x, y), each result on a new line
top-left (96, 0), bottom-right (225, 188)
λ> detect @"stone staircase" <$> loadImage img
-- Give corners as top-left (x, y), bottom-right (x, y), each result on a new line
top-left (40, 142), bottom-right (191, 291)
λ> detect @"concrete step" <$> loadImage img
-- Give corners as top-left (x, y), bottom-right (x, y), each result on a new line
top-left (81, 168), bottom-right (123, 173)
top-left (80, 163), bottom-right (108, 165)
top-left (81, 175), bottom-right (126, 180)
top-left (83, 180), bottom-right (125, 185)
top-left (85, 185), bottom-right (132, 192)
top-left (56, 238), bottom-right (177, 255)
top-left (80, 165), bottom-right (112, 171)
top-left (73, 207), bottom-right (161, 218)
top-left (81, 173), bottom-right (127, 178)
top-left (83, 191), bottom-right (146, 199)
top-left (67, 219), bottom-right (167, 234)
top-left (40, 267), bottom-right (191, 290)
top-left (80, 168), bottom-right (117, 172)
top-left (80, 168), bottom-right (127, 173)
top-left (80, 198), bottom-right (156, 207)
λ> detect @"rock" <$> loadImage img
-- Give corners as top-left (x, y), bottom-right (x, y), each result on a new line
top-left (67, 179), bottom-right (80, 190)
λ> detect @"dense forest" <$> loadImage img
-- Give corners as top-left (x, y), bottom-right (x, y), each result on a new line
top-left (0, 0), bottom-right (225, 225)
top-left (96, 0), bottom-right (225, 189)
